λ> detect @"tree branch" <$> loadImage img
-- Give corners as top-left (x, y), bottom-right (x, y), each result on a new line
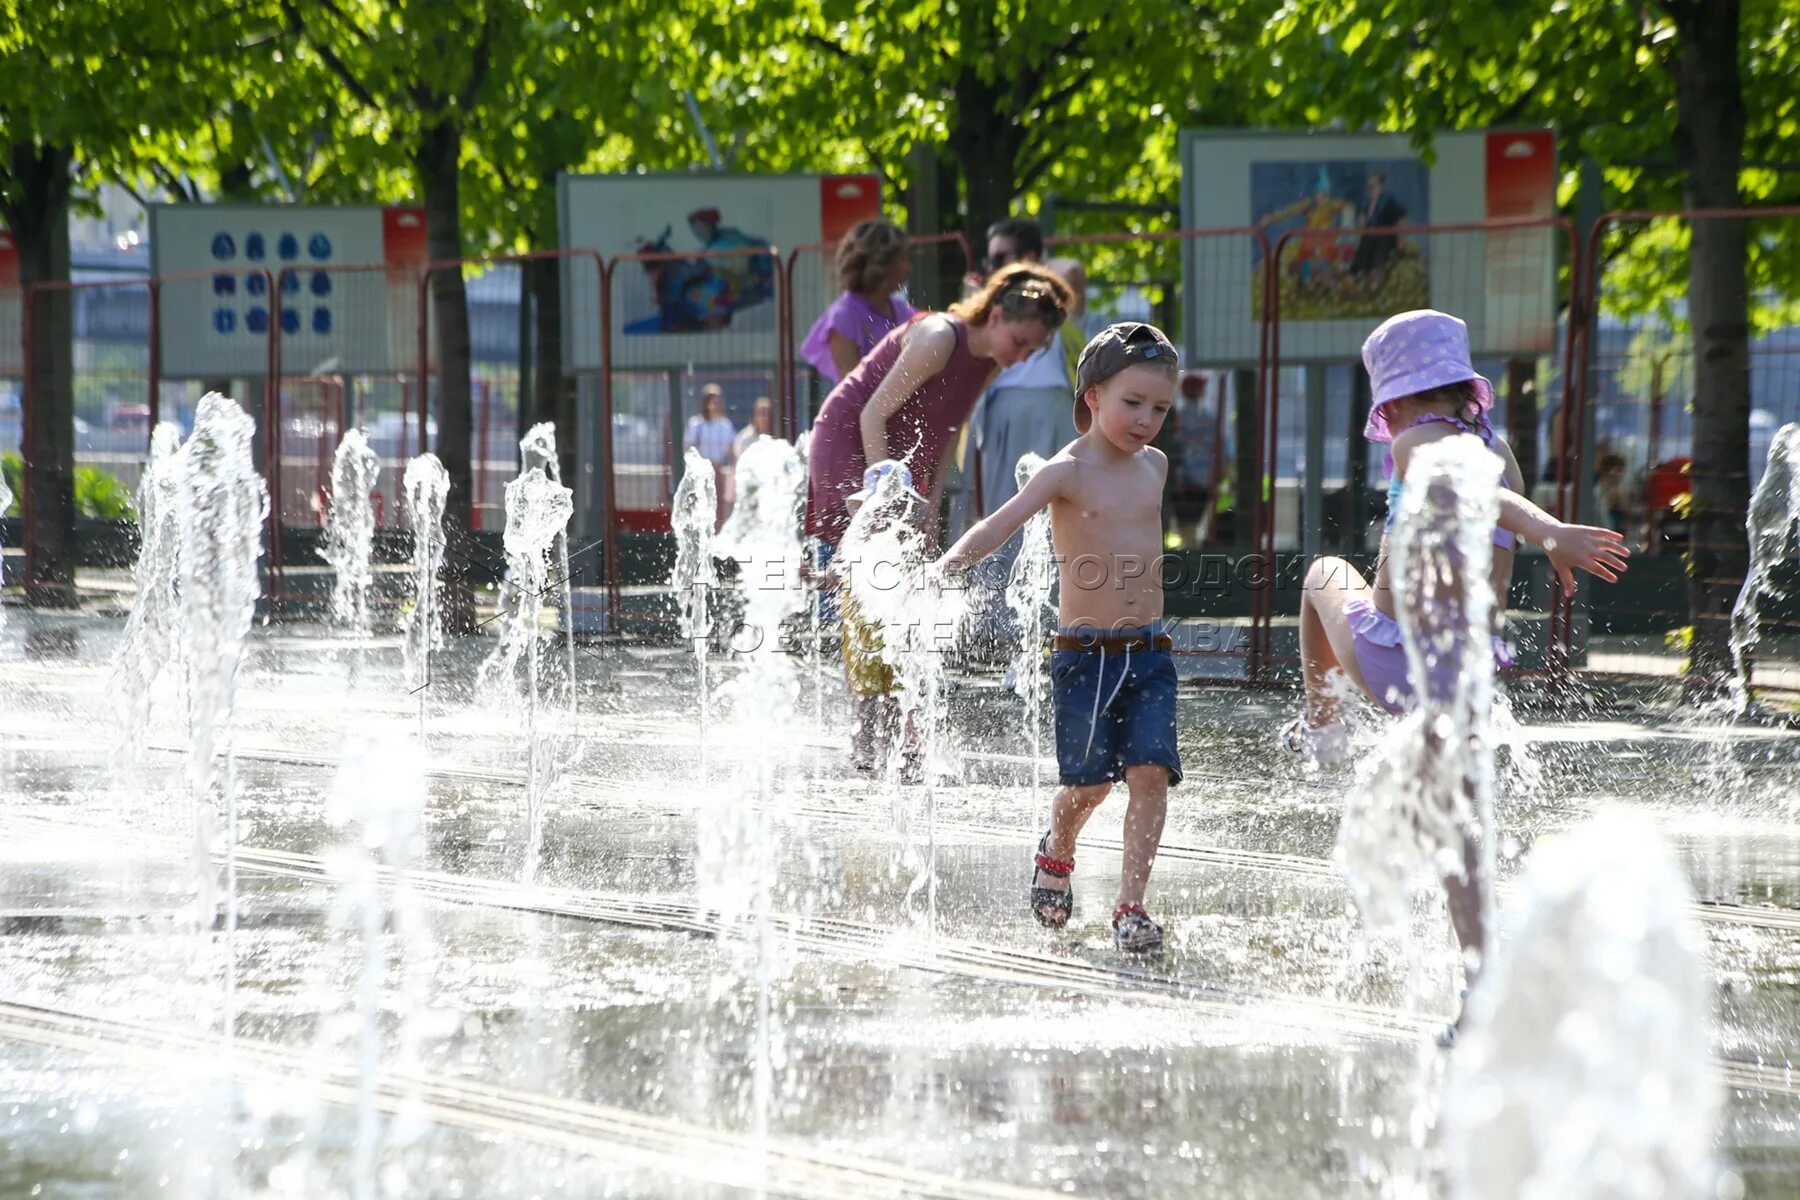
top-left (147, 160), bottom-right (197, 203)
top-left (279, 0), bottom-right (380, 110)
top-left (460, 10), bottom-right (499, 109)
top-left (312, 0), bottom-right (379, 49)
top-left (1030, 60), bottom-right (1097, 120)
top-left (1015, 147), bottom-right (1055, 194)
top-left (1008, 29), bottom-right (1089, 117)
top-left (803, 32), bottom-right (856, 60)
top-left (115, 178), bottom-right (160, 210)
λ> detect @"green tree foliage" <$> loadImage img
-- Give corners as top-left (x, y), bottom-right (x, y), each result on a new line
top-left (702, 0), bottom-right (1279, 245)
top-left (0, 0), bottom-right (266, 603)
top-left (465, 0), bottom-right (691, 478)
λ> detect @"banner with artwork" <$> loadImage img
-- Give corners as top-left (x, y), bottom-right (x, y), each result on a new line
top-left (1180, 129), bottom-right (1557, 364)
top-left (558, 173), bottom-right (881, 370)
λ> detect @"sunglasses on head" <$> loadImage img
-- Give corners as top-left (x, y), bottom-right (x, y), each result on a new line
top-left (998, 279), bottom-right (1065, 328)
top-left (984, 250), bottom-right (1018, 272)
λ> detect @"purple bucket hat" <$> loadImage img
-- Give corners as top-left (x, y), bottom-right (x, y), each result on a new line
top-left (1361, 310), bottom-right (1493, 443)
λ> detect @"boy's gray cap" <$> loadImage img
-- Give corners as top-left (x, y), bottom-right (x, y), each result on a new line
top-left (1074, 322), bottom-right (1179, 433)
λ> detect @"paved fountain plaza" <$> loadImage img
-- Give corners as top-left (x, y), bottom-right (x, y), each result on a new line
top-left (0, 406), bottom-right (1796, 1197)
top-left (3, 607), bottom-right (1800, 1196)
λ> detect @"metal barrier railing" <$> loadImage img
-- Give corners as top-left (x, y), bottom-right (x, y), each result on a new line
top-left (1570, 207), bottom-right (1800, 691)
top-left (21, 268), bottom-right (278, 598)
top-left (600, 243), bottom-right (783, 565)
top-left (11, 207), bottom-right (1800, 687)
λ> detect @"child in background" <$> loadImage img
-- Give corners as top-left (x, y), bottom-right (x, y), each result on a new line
top-left (937, 322), bottom-right (1183, 953)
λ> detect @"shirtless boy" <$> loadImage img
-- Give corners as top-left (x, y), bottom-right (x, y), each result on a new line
top-left (935, 323), bottom-right (1181, 952)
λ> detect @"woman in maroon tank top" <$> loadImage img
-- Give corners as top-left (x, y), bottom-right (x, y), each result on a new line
top-left (806, 263), bottom-right (1076, 550)
top-left (807, 262), bottom-right (1075, 772)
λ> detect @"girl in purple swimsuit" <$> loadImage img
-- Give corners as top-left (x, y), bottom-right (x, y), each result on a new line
top-left (1285, 310), bottom-right (1630, 766)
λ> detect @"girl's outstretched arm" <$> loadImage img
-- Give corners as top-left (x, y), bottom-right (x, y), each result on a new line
top-left (1496, 490), bottom-right (1631, 595)
top-left (1393, 424), bottom-right (1629, 595)
top-left (936, 459), bottom-right (1071, 577)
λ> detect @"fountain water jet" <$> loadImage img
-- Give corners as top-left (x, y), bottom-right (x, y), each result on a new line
top-left (173, 393), bottom-right (269, 1037)
top-left (1730, 421), bottom-right (1800, 713)
top-left (711, 435), bottom-right (806, 1168)
top-left (109, 422), bottom-right (186, 767)
top-left (1443, 811), bottom-right (1719, 1199)
top-left (520, 423), bottom-right (577, 708)
top-left (671, 447), bottom-right (719, 787)
top-left (1003, 452), bottom-right (1055, 823)
top-left (1331, 436), bottom-right (1504, 1179)
top-left (402, 453), bottom-right (449, 738)
top-left (321, 429), bottom-right (382, 636)
top-left (840, 470), bottom-right (966, 927)
top-left (478, 466), bottom-right (572, 883)
top-left (1336, 436), bottom-right (1501, 965)
top-left (325, 731), bottom-right (431, 1200)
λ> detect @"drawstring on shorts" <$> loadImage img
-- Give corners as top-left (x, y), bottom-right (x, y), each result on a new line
top-left (1083, 644), bottom-right (1132, 761)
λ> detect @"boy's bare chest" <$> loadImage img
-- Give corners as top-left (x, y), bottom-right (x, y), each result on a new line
top-left (1052, 475), bottom-right (1161, 550)
top-left (1062, 473), bottom-right (1159, 522)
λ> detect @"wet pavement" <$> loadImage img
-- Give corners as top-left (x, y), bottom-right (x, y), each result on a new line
top-left (3, 609), bottom-right (1800, 1196)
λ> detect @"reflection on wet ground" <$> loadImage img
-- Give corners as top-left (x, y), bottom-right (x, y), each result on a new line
top-left (4, 611), bottom-right (1800, 1196)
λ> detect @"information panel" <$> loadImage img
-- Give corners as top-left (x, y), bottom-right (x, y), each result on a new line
top-left (149, 204), bottom-right (427, 378)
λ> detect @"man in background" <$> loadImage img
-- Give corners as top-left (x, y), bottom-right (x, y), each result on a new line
top-left (956, 217), bottom-right (1087, 658)
top-left (1347, 172), bottom-right (1406, 295)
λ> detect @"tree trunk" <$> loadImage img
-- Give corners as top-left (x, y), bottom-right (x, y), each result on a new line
top-left (947, 69), bottom-right (1019, 252)
top-left (528, 254), bottom-right (576, 488)
top-left (1668, 0), bottom-right (1748, 697)
top-left (5, 141), bottom-right (78, 607)
top-left (419, 118), bottom-right (478, 633)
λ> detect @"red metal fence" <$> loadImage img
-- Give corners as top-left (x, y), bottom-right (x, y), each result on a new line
top-left (1562, 208), bottom-right (1800, 689)
top-left (11, 208), bottom-right (1799, 678)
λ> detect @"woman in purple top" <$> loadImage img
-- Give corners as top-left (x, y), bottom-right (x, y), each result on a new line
top-left (800, 219), bottom-right (917, 385)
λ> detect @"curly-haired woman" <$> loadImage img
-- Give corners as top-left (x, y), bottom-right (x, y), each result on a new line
top-left (800, 218), bottom-right (916, 385)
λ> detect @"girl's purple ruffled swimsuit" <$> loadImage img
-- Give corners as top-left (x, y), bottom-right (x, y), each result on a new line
top-left (1352, 310), bottom-right (1518, 714)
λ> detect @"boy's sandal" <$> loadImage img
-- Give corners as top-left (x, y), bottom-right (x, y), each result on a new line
top-left (1111, 902), bottom-right (1164, 954)
top-left (1030, 834), bottom-right (1074, 929)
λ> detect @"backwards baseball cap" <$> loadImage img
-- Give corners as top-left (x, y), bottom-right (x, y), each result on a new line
top-left (1073, 322), bottom-right (1179, 433)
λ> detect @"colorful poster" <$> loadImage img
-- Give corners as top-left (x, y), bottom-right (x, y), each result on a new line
top-left (618, 198), bottom-right (777, 335)
top-left (558, 172), bottom-right (881, 370)
top-left (1180, 129), bottom-right (1557, 364)
top-left (1250, 159), bottom-right (1430, 320)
